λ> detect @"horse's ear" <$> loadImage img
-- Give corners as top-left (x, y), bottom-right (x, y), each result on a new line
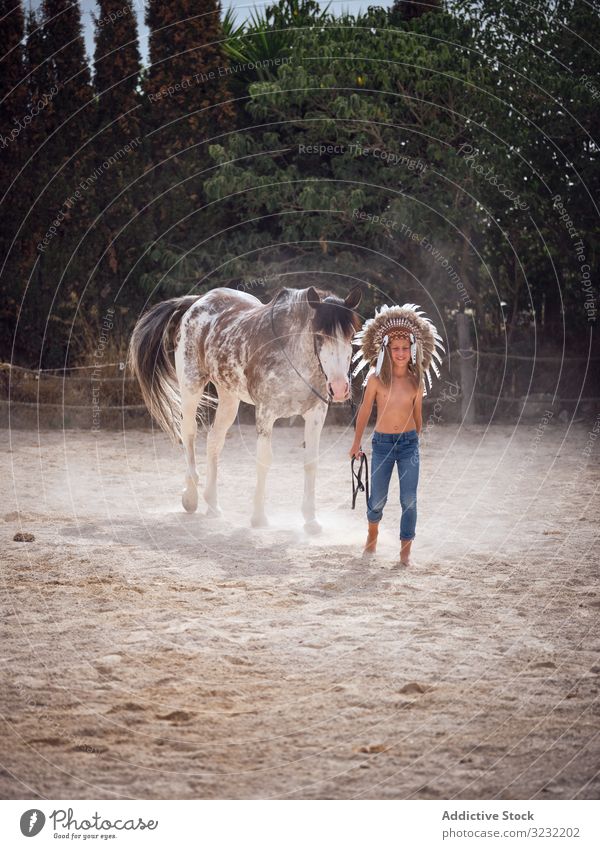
top-left (345, 285), bottom-right (362, 309)
top-left (306, 287), bottom-right (321, 309)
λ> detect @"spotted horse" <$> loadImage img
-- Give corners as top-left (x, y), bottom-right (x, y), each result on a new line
top-left (129, 286), bottom-right (362, 532)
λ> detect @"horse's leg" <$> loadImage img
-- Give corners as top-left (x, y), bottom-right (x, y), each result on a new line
top-left (203, 387), bottom-right (239, 517)
top-left (175, 330), bottom-right (207, 514)
top-left (180, 383), bottom-right (206, 513)
top-left (302, 402), bottom-right (328, 534)
top-left (251, 409), bottom-right (275, 528)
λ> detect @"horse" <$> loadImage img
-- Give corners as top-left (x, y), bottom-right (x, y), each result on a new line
top-left (129, 285), bottom-right (362, 531)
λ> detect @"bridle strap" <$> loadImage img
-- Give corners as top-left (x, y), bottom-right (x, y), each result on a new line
top-left (270, 299), bottom-right (331, 406)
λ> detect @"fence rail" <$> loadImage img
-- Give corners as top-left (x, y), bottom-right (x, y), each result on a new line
top-left (2, 348), bottom-right (599, 378)
top-left (2, 395), bottom-right (599, 411)
top-left (2, 353), bottom-right (598, 415)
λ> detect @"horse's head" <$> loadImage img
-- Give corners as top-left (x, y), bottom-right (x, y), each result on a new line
top-left (307, 286), bottom-right (362, 402)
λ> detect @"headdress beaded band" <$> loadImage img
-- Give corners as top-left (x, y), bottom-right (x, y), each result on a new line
top-left (351, 303), bottom-right (446, 396)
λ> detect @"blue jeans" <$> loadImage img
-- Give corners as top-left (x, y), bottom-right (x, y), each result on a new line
top-left (367, 430), bottom-right (420, 540)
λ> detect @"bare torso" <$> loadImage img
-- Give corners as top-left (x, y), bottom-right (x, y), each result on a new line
top-left (373, 373), bottom-right (418, 433)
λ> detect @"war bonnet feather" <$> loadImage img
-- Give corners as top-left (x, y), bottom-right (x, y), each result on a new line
top-left (352, 303), bottom-right (445, 396)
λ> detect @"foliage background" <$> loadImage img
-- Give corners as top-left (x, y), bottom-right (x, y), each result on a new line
top-left (0, 0), bottom-right (598, 420)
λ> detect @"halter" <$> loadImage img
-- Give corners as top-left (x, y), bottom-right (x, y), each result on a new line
top-left (311, 334), bottom-right (357, 415)
top-left (269, 298), bottom-right (338, 407)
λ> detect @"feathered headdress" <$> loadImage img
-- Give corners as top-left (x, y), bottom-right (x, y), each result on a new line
top-left (351, 303), bottom-right (445, 395)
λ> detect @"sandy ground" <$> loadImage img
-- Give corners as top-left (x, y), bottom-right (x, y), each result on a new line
top-left (1, 420), bottom-right (599, 800)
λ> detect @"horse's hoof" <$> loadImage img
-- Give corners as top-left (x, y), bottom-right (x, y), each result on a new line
top-left (182, 489), bottom-right (198, 513)
top-left (251, 514), bottom-right (269, 528)
top-left (304, 519), bottom-right (322, 535)
top-left (205, 504), bottom-right (222, 518)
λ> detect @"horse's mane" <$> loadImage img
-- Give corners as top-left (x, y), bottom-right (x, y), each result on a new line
top-left (264, 287), bottom-right (292, 306)
top-left (266, 286), bottom-right (360, 336)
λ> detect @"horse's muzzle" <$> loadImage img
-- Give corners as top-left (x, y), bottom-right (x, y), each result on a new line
top-left (328, 380), bottom-right (350, 402)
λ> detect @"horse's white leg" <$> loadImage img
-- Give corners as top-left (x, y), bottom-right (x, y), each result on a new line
top-left (179, 384), bottom-right (205, 513)
top-left (251, 410), bottom-right (275, 528)
top-left (203, 387), bottom-right (239, 517)
top-left (302, 402), bottom-right (328, 534)
top-left (175, 329), bottom-right (207, 514)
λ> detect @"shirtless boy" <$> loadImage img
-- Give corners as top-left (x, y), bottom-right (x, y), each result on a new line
top-left (349, 335), bottom-right (423, 565)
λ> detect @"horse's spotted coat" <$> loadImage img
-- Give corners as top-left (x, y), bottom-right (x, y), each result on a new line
top-left (135, 285), bottom-right (361, 527)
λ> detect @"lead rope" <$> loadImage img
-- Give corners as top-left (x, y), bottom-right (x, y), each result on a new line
top-left (351, 452), bottom-right (369, 509)
top-left (349, 366), bottom-right (370, 508)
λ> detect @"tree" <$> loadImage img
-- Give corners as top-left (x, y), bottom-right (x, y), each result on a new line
top-left (0, 0), bottom-right (28, 356)
top-left (91, 0), bottom-right (146, 304)
top-left (145, 0), bottom-right (234, 156)
top-left (94, 0), bottom-right (142, 140)
top-left (0, 0), bottom-right (27, 194)
top-left (452, 0), bottom-right (599, 345)
top-left (202, 7), bottom-right (490, 317)
top-left (389, 0), bottom-right (443, 24)
top-left (41, 0), bottom-right (94, 170)
top-left (10, 0), bottom-right (97, 365)
top-left (143, 0), bottom-right (236, 285)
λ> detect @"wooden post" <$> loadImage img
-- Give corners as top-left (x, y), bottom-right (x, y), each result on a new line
top-left (456, 311), bottom-right (475, 424)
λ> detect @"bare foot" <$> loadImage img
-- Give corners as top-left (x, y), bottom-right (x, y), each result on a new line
top-left (363, 541), bottom-right (376, 557)
top-left (363, 522), bottom-right (379, 557)
top-left (400, 539), bottom-right (414, 566)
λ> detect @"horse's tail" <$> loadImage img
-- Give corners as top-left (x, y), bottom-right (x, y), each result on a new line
top-left (128, 295), bottom-right (199, 442)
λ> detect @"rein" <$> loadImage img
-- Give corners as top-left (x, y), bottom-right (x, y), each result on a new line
top-left (268, 295), bottom-right (359, 417)
top-left (269, 299), bottom-right (331, 406)
top-left (351, 452), bottom-right (369, 509)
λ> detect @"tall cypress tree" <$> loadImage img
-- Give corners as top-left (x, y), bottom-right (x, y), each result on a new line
top-left (42, 0), bottom-right (94, 168)
top-left (91, 0), bottom-right (146, 304)
top-left (94, 0), bottom-right (142, 139)
top-left (17, 0), bottom-right (98, 365)
top-left (0, 0), bottom-right (27, 359)
top-left (20, 7), bottom-right (57, 270)
top-left (389, 0), bottom-right (442, 24)
top-left (0, 0), bottom-right (27, 192)
top-left (24, 8), bottom-right (56, 132)
top-left (145, 0), bottom-right (234, 157)
top-left (21, 8), bottom-right (57, 250)
top-left (144, 0), bottom-right (235, 276)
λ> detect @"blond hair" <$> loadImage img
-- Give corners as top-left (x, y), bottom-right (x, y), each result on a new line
top-left (376, 332), bottom-right (424, 393)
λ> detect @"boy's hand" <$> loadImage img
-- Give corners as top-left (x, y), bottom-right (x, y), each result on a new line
top-left (349, 444), bottom-right (363, 459)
